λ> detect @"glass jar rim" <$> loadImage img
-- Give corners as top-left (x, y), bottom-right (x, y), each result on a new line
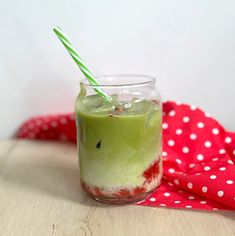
top-left (80, 74), bottom-right (156, 88)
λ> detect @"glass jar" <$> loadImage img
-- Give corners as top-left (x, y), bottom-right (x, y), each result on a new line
top-left (75, 75), bottom-right (162, 204)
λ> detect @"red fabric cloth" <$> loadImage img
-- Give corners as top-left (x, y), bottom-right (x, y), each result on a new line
top-left (17, 101), bottom-right (235, 210)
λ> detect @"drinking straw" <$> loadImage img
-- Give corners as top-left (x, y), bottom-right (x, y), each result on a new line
top-left (53, 26), bottom-right (111, 102)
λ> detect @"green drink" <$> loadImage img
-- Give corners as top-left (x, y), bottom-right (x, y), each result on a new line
top-left (75, 75), bottom-right (162, 204)
top-left (53, 29), bottom-right (162, 203)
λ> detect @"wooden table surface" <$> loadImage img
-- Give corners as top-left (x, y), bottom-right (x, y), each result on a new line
top-left (0, 140), bottom-right (234, 236)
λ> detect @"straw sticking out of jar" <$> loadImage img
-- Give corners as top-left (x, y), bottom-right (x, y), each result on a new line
top-left (53, 26), bottom-right (111, 102)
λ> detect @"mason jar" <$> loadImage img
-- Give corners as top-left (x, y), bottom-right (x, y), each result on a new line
top-left (75, 75), bottom-right (162, 204)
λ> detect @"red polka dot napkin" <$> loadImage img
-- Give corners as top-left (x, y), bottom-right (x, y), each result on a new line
top-left (17, 101), bottom-right (235, 210)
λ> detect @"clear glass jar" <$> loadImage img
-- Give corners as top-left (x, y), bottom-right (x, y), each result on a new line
top-left (75, 75), bottom-right (162, 204)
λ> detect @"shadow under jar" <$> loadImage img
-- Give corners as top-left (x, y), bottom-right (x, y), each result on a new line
top-left (75, 75), bottom-right (162, 204)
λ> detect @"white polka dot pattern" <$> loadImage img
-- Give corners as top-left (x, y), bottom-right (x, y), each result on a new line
top-left (217, 191), bottom-right (224, 197)
top-left (169, 110), bottom-right (176, 117)
top-left (176, 129), bottom-right (183, 135)
top-left (182, 147), bottom-right (190, 153)
top-left (168, 168), bottom-right (175, 173)
top-left (204, 166), bottom-right (211, 171)
top-left (174, 200), bottom-right (181, 204)
top-left (183, 116), bottom-right (190, 123)
top-left (187, 183), bottom-right (193, 189)
top-left (59, 117), bottom-right (67, 124)
top-left (212, 128), bottom-right (219, 135)
top-left (168, 140), bottom-right (175, 146)
top-left (219, 149), bottom-right (226, 154)
top-left (225, 137), bottom-right (232, 143)
top-left (162, 123), bottom-right (168, 129)
top-left (174, 179), bottom-right (180, 185)
top-left (210, 175), bottom-right (217, 180)
top-left (219, 167), bottom-right (226, 171)
top-left (190, 105), bottom-right (197, 110)
top-left (189, 163), bottom-right (196, 168)
top-left (190, 133), bottom-right (197, 140)
top-left (162, 151), bottom-right (168, 157)
top-left (197, 154), bottom-right (204, 161)
top-left (176, 159), bottom-right (182, 164)
top-left (50, 121), bottom-right (58, 128)
top-left (197, 122), bottom-right (204, 128)
top-left (204, 141), bottom-right (212, 148)
top-left (228, 160), bottom-right (233, 165)
top-left (202, 187), bottom-right (208, 193)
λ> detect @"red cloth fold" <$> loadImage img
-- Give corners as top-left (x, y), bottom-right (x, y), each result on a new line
top-left (17, 101), bottom-right (235, 210)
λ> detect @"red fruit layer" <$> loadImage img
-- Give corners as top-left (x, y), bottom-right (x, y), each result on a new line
top-left (143, 159), bottom-right (160, 184)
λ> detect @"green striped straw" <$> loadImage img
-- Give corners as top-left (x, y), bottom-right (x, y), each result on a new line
top-left (53, 26), bottom-right (111, 102)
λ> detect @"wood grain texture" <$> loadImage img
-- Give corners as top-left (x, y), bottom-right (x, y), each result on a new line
top-left (0, 140), bottom-right (234, 236)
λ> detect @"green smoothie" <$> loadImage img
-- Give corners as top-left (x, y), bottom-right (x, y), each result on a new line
top-left (75, 89), bottom-right (162, 201)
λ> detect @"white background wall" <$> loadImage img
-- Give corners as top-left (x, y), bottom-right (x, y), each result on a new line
top-left (1, 0), bottom-right (235, 138)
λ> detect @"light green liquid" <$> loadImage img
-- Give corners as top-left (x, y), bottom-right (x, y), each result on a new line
top-left (75, 94), bottom-right (162, 190)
